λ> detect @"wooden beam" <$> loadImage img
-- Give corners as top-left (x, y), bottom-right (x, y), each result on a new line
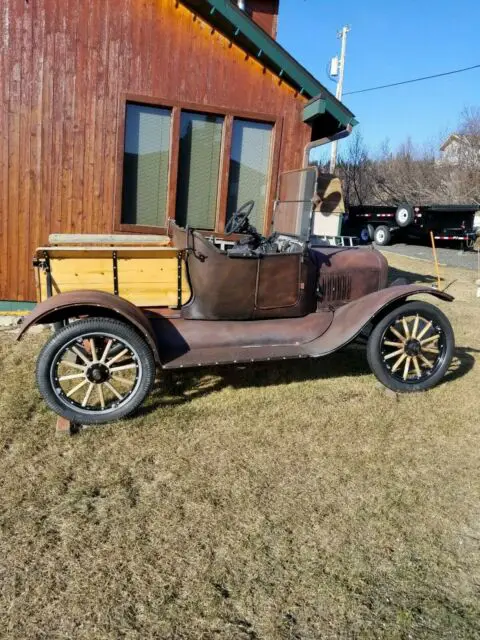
top-left (48, 233), bottom-right (170, 245)
top-left (216, 115), bottom-right (233, 233)
top-left (167, 106), bottom-right (181, 225)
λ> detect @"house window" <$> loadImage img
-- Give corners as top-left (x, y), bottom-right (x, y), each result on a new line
top-left (121, 104), bottom-right (172, 227)
top-left (226, 119), bottom-right (273, 232)
top-left (175, 111), bottom-right (224, 229)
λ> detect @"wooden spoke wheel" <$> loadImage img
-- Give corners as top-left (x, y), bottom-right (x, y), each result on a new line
top-left (367, 301), bottom-right (454, 392)
top-left (36, 318), bottom-right (156, 424)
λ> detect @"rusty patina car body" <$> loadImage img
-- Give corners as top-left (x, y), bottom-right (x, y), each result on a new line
top-left (19, 169), bottom-right (455, 424)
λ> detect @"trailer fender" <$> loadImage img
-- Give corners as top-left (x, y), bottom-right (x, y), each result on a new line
top-left (16, 290), bottom-right (160, 362)
top-left (308, 284), bottom-right (453, 356)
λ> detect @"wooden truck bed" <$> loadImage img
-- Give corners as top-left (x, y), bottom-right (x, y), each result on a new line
top-left (34, 242), bottom-right (191, 308)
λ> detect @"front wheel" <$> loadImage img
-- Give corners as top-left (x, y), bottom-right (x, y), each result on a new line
top-left (367, 301), bottom-right (454, 392)
top-left (36, 317), bottom-right (156, 424)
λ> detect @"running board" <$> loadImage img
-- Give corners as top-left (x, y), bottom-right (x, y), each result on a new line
top-left (161, 343), bottom-right (312, 369)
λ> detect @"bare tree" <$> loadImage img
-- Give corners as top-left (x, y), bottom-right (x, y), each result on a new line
top-left (336, 130), bottom-right (372, 206)
top-left (336, 107), bottom-right (480, 206)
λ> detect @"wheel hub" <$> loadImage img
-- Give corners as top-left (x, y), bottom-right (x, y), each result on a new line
top-left (405, 339), bottom-right (421, 356)
top-left (86, 362), bottom-right (110, 384)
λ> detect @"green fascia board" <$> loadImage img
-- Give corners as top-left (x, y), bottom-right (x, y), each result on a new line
top-left (0, 300), bottom-right (35, 312)
top-left (180, 0), bottom-right (357, 129)
top-left (303, 98), bottom-right (326, 123)
top-left (303, 94), bottom-right (357, 129)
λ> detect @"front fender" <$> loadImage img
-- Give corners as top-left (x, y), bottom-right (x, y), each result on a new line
top-left (307, 284), bottom-right (453, 356)
top-left (17, 290), bottom-right (159, 362)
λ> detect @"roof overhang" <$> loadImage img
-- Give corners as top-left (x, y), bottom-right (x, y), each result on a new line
top-left (179, 0), bottom-right (357, 136)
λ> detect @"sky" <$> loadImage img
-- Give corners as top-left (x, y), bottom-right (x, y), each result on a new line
top-left (276, 0), bottom-right (480, 156)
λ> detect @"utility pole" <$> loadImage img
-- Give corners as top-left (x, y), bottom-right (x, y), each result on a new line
top-left (329, 25), bottom-right (350, 174)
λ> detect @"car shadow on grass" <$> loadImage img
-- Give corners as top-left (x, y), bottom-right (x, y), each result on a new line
top-left (135, 344), bottom-right (477, 417)
top-left (136, 346), bottom-right (371, 415)
top-left (388, 266), bottom-right (439, 287)
top-left (441, 346), bottom-right (477, 386)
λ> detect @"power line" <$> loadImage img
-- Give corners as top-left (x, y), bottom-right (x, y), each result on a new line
top-left (344, 63), bottom-right (480, 96)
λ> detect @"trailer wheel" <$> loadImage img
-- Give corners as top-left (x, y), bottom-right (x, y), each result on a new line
top-left (395, 204), bottom-right (414, 227)
top-left (374, 225), bottom-right (392, 246)
top-left (36, 317), bottom-right (156, 425)
top-left (360, 227), bottom-right (371, 243)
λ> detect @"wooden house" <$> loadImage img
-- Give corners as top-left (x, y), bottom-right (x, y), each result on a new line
top-left (0, 0), bottom-right (356, 309)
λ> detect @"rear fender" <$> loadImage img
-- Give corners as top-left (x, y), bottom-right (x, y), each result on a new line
top-left (17, 291), bottom-right (160, 362)
top-left (310, 284), bottom-right (453, 356)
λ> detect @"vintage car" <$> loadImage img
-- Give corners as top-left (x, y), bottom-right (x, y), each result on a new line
top-left (18, 169), bottom-right (455, 425)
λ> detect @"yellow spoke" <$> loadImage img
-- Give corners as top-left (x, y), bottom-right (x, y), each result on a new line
top-left (105, 381), bottom-right (123, 400)
top-left (391, 352), bottom-right (407, 373)
top-left (81, 383), bottom-right (95, 407)
top-left (401, 318), bottom-right (410, 340)
top-left (412, 356), bottom-right (422, 377)
top-left (100, 339), bottom-right (113, 363)
top-left (417, 320), bottom-right (433, 341)
top-left (66, 378), bottom-right (89, 398)
top-left (403, 356), bottom-right (412, 380)
top-left (389, 325), bottom-right (406, 342)
top-left (422, 346), bottom-right (440, 355)
top-left (90, 339), bottom-right (98, 362)
top-left (385, 348), bottom-right (405, 360)
top-left (106, 348), bottom-right (129, 367)
top-left (411, 315), bottom-right (420, 339)
top-left (71, 346), bottom-right (92, 365)
top-left (58, 373), bottom-right (85, 382)
top-left (384, 340), bottom-right (404, 348)
top-left (98, 384), bottom-right (105, 409)
top-left (419, 353), bottom-right (434, 369)
top-left (109, 363), bottom-right (137, 372)
top-left (420, 334), bottom-right (440, 346)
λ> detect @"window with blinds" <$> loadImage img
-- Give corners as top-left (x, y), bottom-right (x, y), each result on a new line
top-left (121, 103), bottom-right (171, 227)
top-left (226, 119), bottom-right (273, 232)
top-left (175, 111), bottom-right (224, 229)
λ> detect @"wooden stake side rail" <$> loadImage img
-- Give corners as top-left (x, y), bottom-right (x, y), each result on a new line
top-left (34, 245), bottom-right (191, 309)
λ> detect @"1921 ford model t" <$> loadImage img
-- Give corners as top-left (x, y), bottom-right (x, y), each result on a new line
top-left (18, 169), bottom-right (455, 425)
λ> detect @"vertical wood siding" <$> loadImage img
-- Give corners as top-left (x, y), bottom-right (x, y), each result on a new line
top-left (0, 0), bottom-right (312, 302)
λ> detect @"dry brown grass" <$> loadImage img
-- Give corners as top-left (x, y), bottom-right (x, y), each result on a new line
top-left (1, 253), bottom-right (479, 639)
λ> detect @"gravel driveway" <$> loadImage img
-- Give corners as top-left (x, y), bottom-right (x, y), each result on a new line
top-left (380, 242), bottom-right (479, 271)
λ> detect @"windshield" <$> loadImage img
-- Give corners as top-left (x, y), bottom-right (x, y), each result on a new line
top-left (272, 168), bottom-right (317, 239)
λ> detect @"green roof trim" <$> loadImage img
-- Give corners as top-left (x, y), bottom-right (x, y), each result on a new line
top-left (303, 95), bottom-right (358, 129)
top-left (180, 0), bottom-right (357, 131)
top-left (303, 97), bottom-right (326, 123)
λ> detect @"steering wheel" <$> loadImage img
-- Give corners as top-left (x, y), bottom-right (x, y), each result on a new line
top-left (224, 200), bottom-right (255, 236)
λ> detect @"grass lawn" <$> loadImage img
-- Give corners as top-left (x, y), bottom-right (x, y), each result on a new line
top-left (0, 253), bottom-right (479, 639)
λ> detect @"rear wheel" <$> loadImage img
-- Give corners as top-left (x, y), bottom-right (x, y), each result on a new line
top-left (36, 318), bottom-right (156, 424)
top-left (374, 225), bottom-right (392, 246)
top-left (367, 301), bottom-right (454, 392)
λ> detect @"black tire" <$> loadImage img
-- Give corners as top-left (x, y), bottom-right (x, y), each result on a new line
top-left (367, 223), bottom-right (375, 241)
top-left (367, 301), bottom-right (454, 393)
top-left (395, 204), bottom-right (414, 227)
top-left (36, 317), bottom-right (156, 424)
top-left (374, 225), bottom-right (392, 246)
